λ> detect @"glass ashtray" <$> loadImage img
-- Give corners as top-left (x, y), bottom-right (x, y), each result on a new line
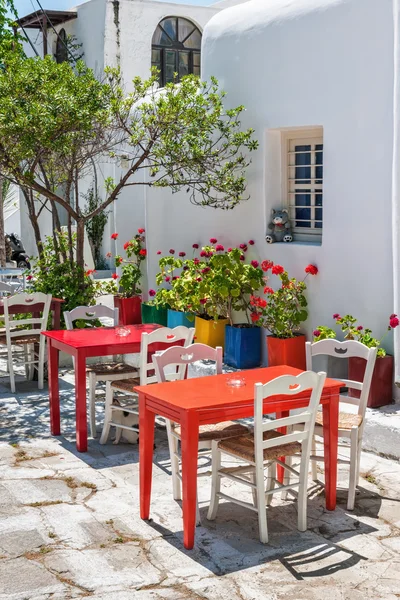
top-left (226, 375), bottom-right (246, 388)
top-left (115, 326), bottom-right (130, 337)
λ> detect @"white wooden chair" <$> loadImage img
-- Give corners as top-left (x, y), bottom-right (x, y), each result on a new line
top-left (0, 292), bottom-right (52, 393)
top-left (64, 304), bottom-right (139, 438)
top-left (207, 371), bottom-right (326, 544)
top-left (152, 343), bottom-right (249, 523)
top-left (99, 326), bottom-right (195, 445)
top-left (305, 339), bottom-right (377, 510)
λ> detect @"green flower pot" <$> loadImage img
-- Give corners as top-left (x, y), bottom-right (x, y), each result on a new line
top-left (141, 303), bottom-right (168, 326)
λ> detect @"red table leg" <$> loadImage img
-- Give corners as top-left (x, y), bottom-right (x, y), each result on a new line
top-left (139, 392), bottom-right (156, 520)
top-left (75, 352), bottom-right (88, 452)
top-left (323, 392), bottom-right (339, 510)
top-left (180, 410), bottom-right (199, 549)
top-left (48, 340), bottom-right (60, 436)
top-left (276, 410), bottom-right (289, 483)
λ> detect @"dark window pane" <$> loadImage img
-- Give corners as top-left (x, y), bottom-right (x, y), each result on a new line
top-left (315, 193), bottom-right (323, 207)
top-left (316, 165), bottom-right (323, 182)
top-left (178, 18), bottom-right (195, 42)
top-left (295, 145), bottom-right (311, 183)
top-left (179, 52), bottom-right (189, 78)
top-left (315, 207), bottom-right (323, 227)
top-left (165, 50), bottom-right (176, 82)
top-left (193, 65), bottom-right (200, 76)
top-left (295, 193), bottom-right (311, 228)
top-left (56, 29), bottom-right (68, 64)
top-left (151, 48), bottom-right (160, 64)
top-left (152, 25), bottom-right (172, 46)
top-left (162, 18), bottom-right (177, 42)
top-left (193, 52), bottom-right (200, 67)
top-left (183, 28), bottom-right (202, 48)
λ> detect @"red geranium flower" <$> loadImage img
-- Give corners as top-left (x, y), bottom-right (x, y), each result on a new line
top-left (357, 325), bottom-right (363, 331)
top-left (197, 277), bottom-right (202, 282)
top-left (200, 298), bottom-right (207, 305)
top-left (261, 260), bottom-right (273, 272)
top-left (139, 249), bottom-right (147, 257)
top-left (123, 241), bottom-right (132, 251)
top-left (111, 233), bottom-right (118, 240)
top-left (248, 240), bottom-right (255, 245)
top-left (149, 289), bottom-right (156, 297)
top-left (390, 316), bottom-right (399, 328)
top-left (138, 228), bottom-right (145, 234)
top-left (172, 276), bottom-right (180, 281)
top-left (26, 274), bottom-right (33, 281)
top-left (202, 267), bottom-right (211, 274)
top-left (194, 258), bottom-right (200, 265)
top-left (239, 244), bottom-right (248, 251)
top-left (117, 257), bottom-right (123, 264)
top-left (210, 238), bottom-right (217, 244)
top-left (240, 255), bottom-right (245, 261)
top-left (251, 312), bottom-right (261, 323)
top-left (165, 276), bottom-right (170, 282)
top-left (200, 250), bottom-right (207, 258)
top-left (251, 260), bottom-right (259, 268)
top-left (111, 273), bottom-right (119, 280)
top-left (272, 264), bottom-right (284, 275)
top-left (157, 251), bottom-right (161, 255)
top-left (390, 313), bottom-right (397, 319)
top-left (227, 247), bottom-right (232, 252)
top-left (179, 252), bottom-right (186, 257)
top-left (192, 243), bottom-right (199, 249)
top-left (264, 286), bottom-right (274, 294)
top-left (305, 264), bottom-right (318, 276)
top-left (169, 249), bottom-right (175, 254)
top-left (333, 313), bottom-right (340, 320)
top-left (216, 244), bottom-right (224, 252)
top-left (313, 330), bottom-right (321, 337)
top-left (86, 269), bottom-right (95, 276)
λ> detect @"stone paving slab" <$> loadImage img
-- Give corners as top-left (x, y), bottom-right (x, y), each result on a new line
top-left (0, 376), bottom-right (400, 599)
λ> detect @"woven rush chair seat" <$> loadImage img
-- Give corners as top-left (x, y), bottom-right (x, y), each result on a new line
top-left (86, 362), bottom-right (137, 377)
top-left (219, 430), bottom-right (302, 462)
top-left (315, 411), bottom-right (363, 430)
top-left (0, 332), bottom-right (41, 346)
top-left (111, 377), bottom-right (140, 393)
top-left (174, 421), bottom-right (249, 442)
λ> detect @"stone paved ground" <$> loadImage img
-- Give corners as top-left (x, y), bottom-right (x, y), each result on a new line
top-left (1, 370), bottom-right (400, 600)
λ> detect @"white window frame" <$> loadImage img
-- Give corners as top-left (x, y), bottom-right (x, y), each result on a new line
top-left (281, 128), bottom-right (323, 243)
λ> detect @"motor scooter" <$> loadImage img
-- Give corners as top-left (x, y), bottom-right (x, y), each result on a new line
top-left (5, 233), bottom-right (31, 269)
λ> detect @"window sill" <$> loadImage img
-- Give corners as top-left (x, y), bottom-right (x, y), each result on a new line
top-left (265, 238), bottom-right (322, 247)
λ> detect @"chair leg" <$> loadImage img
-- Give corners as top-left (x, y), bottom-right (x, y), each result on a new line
top-left (311, 436), bottom-right (318, 481)
top-left (347, 426), bottom-right (359, 511)
top-left (355, 429), bottom-right (363, 486)
top-left (166, 420), bottom-right (181, 500)
top-left (88, 372), bottom-right (97, 439)
top-left (38, 340), bottom-right (45, 390)
top-left (297, 450), bottom-right (309, 532)
top-left (24, 347), bottom-right (29, 380)
top-left (266, 461), bottom-right (276, 506)
top-left (7, 345), bottom-right (15, 394)
top-left (99, 381), bottom-right (114, 445)
top-left (251, 469), bottom-right (258, 508)
top-left (207, 441), bottom-right (221, 521)
top-left (256, 462), bottom-right (269, 544)
top-left (281, 455), bottom-right (291, 500)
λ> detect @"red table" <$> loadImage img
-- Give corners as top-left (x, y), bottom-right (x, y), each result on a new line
top-left (136, 365), bottom-right (341, 550)
top-left (43, 324), bottom-right (160, 452)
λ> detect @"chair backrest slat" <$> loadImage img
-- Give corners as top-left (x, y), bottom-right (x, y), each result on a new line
top-left (140, 327), bottom-right (195, 385)
top-left (64, 305), bottom-right (119, 330)
top-left (306, 339), bottom-right (377, 417)
top-left (152, 342), bottom-right (223, 384)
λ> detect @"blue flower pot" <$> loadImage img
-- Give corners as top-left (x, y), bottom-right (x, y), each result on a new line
top-left (224, 325), bottom-right (261, 369)
top-left (167, 309), bottom-right (195, 329)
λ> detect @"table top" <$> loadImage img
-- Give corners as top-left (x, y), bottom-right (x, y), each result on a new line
top-left (135, 365), bottom-right (342, 411)
top-left (42, 323), bottom-right (160, 349)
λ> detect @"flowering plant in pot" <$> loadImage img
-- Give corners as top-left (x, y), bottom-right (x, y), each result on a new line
top-left (141, 288), bottom-right (169, 326)
top-left (155, 249), bottom-right (196, 328)
top-left (313, 313), bottom-right (399, 407)
top-left (110, 229), bottom-right (146, 325)
top-left (251, 263), bottom-right (318, 369)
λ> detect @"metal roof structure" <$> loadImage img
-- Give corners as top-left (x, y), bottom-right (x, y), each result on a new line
top-left (16, 10), bottom-right (77, 30)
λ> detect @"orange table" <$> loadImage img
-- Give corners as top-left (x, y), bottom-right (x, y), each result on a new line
top-left (43, 324), bottom-right (161, 452)
top-left (136, 365), bottom-right (342, 550)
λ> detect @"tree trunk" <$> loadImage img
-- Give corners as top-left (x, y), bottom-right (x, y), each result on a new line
top-left (22, 188), bottom-right (43, 259)
top-left (0, 181), bottom-right (5, 267)
top-left (76, 217), bottom-right (85, 277)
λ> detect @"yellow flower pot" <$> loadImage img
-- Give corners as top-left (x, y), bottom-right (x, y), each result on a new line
top-left (195, 316), bottom-right (229, 348)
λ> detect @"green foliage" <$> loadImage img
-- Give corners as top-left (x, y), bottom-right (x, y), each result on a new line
top-left (312, 326), bottom-right (336, 341)
top-left (84, 185), bottom-right (109, 269)
top-left (335, 315), bottom-right (387, 358)
top-left (114, 231), bottom-right (146, 298)
top-left (0, 0), bottom-right (21, 62)
top-left (155, 243), bottom-right (264, 324)
top-left (29, 231), bottom-right (112, 328)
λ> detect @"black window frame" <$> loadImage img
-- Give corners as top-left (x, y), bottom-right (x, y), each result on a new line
top-left (151, 17), bottom-right (202, 87)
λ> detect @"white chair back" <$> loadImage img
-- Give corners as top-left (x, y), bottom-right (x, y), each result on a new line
top-left (306, 339), bottom-right (377, 417)
top-left (153, 343), bottom-right (223, 383)
top-left (253, 371), bottom-right (326, 464)
top-left (140, 326), bottom-right (195, 385)
top-left (3, 292), bottom-right (52, 341)
top-left (64, 304), bottom-right (119, 330)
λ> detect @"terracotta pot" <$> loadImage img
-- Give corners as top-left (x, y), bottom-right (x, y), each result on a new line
top-left (141, 303), bottom-right (168, 326)
top-left (114, 295), bottom-right (142, 325)
top-left (348, 355), bottom-right (394, 408)
top-left (195, 316), bottom-right (229, 348)
top-left (267, 334), bottom-right (306, 370)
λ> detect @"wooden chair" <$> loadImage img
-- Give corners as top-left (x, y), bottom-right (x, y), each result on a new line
top-left (64, 304), bottom-right (138, 438)
top-left (0, 292), bottom-right (52, 393)
top-left (152, 343), bottom-right (249, 522)
top-left (305, 339), bottom-right (377, 510)
top-left (207, 371), bottom-right (326, 544)
top-left (99, 326), bottom-right (195, 445)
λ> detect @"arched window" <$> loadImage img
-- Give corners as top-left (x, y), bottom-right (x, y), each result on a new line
top-left (151, 17), bottom-right (201, 87)
top-left (55, 28), bottom-right (68, 64)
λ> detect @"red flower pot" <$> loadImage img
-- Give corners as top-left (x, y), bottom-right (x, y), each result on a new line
top-left (114, 295), bottom-right (142, 325)
top-left (267, 334), bottom-right (306, 370)
top-left (348, 355), bottom-right (393, 408)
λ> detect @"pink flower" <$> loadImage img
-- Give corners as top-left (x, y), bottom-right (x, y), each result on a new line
top-left (165, 276), bottom-right (171, 282)
top-left (157, 251), bottom-right (161, 255)
top-left (251, 260), bottom-right (259, 268)
top-left (149, 289), bottom-right (156, 297)
top-left (111, 273), bottom-right (119, 280)
top-left (313, 330), bottom-right (321, 337)
top-left (227, 247), bottom-right (232, 252)
top-left (197, 277), bottom-right (202, 282)
top-left (192, 243), bottom-right (199, 249)
top-left (390, 313), bottom-right (397, 319)
top-left (179, 252), bottom-right (186, 257)
top-left (138, 228), bottom-right (145, 234)
top-left (248, 240), bottom-right (255, 245)
top-left (202, 267), bottom-right (211, 274)
top-left (357, 325), bottom-right (363, 331)
top-left (183, 265), bottom-right (189, 271)
top-left (200, 298), bottom-right (207, 305)
top-left (169, 249), bottom-right (175, 254)
top-left (390, 316), bottom-right (399, 328)
top-left (111, 233), bottom-right (118, 240)
top-left (210, 238), bottom-right (217, 244)
top-left (200, 250), bottom-right (207, 258)
top-left (239, 244), bottom-right (247, 251)
top-left (106, 252), bottom-right (112, 258)
top-left (333, 314), bottom-right (340, 320)
top-left (240, 255), bottom-right (245, 261)
top-left (194, 258), bottom-right (200, 265)
top-left (216, 244), bottom-right (224, 252)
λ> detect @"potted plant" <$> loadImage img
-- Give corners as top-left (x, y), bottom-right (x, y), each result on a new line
top-left (112, 229), bottom-right (147, 325)
top-left (155, 251), bottom-right (195, 328)
top-left (141, 288), bottom-right (169, 326)
top-left (252, 263), bottom-right (318, 369)
top-left (313, 314), bottom-right (399, 407)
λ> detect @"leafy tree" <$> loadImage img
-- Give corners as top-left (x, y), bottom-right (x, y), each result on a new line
top-left (0, 50), bottom-right (258, 289)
